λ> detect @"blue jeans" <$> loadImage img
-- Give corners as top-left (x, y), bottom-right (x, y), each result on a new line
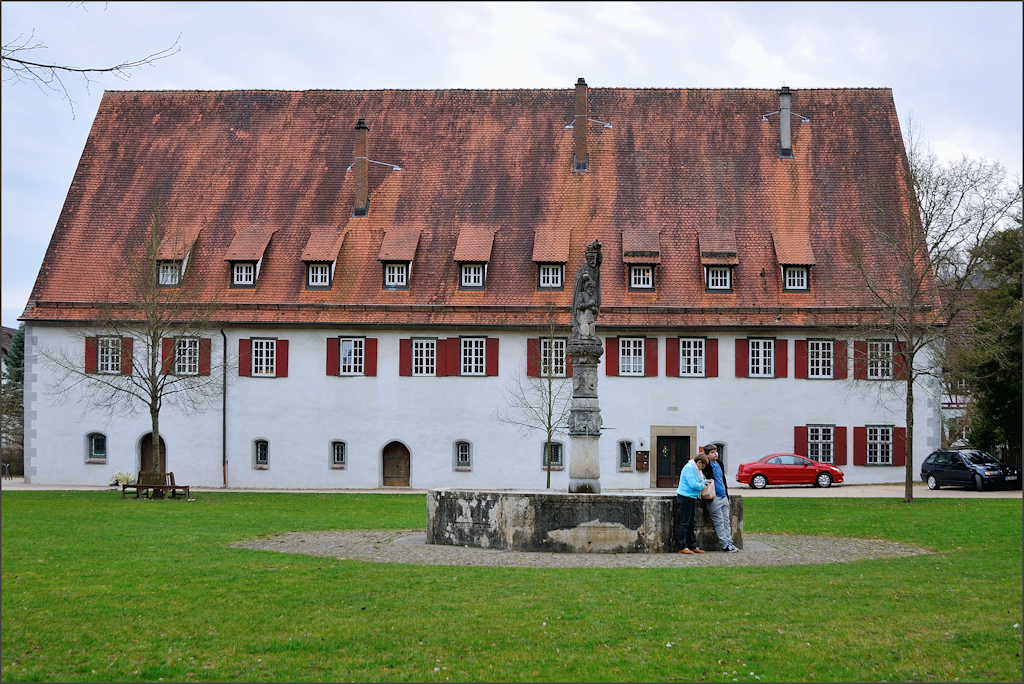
top-left (677, 495), bottom-right (698, 549)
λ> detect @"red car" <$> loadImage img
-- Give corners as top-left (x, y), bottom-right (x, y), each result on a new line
top-left (736, 453), bottom-right (845, 489)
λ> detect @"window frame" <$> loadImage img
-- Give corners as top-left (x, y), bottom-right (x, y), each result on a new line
top-left (459, 263), bottom-right (486, 290)
top-left (618, 440), bottom-right (634, 471)
top-left (231, 261), bottom-right (257, 288)
top-left (412, 338), bottom-right (437, 377)
top-left (86, 432), bottom-right (107, 464)
top-left (866, 425), bottom-right (893, 465)
top-left (251, 338), bottom-right (277, 377)
top-left (678, 337), bottom-right (706, 377)
top-left (175, 337), bottom-right (200, 376)
top-left (618, 337), bottom-right (646, 376)
top-left (538, 263), bottom-right (564, 290)
top-left (306, 262), bottom-right (332, 289)
top-left (782, 266), bottom-right (809, 291)
top-left (158, 260), bottom-right (182, 287)
top-left (807, 425), bottom-right (834, 464)
top-left (867, 341), bottom-right (893, 379)
top-left (97, 337), bottom-right (122, 374)
top-left (542, 441), bottom-right (564, 470)
top-left (629, 265), bottom-right (654, 291)
top-left (807, 339), bottom-right (833, 379)
top-left (453, 440), bottom-right (472, 471)
top-left (254, 439), bottom-right (270, 469)
top-left (331, 441), bottom-right (346, 469)
top-left (460, 337), bottom-right (487, 376)
top-left (339, 337), bottom-right (365, 376)
top-left (540, 337), bottom-right (567, 378)
top-left (705, 266), bottom-right (733, 291)
top-left (383, 261), bottom-right (410, 290)
top-left (748, 338), bottom-right (775, 377)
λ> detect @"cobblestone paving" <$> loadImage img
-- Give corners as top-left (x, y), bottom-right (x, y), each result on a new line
top-left (234, 530), bottom-right (931, 568)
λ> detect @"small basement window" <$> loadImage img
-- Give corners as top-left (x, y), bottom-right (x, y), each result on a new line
top-left (454, 441), bottom-right (472, 471)
top-left (254, 439), bottom-right (269, 468)
top-left (86, 433), bottom-right (107, 463)
top-left (331, 441), bottom-right (346, 469)
top-left (543, 442), bottom-right (564, 470)
top-left (619, 440), bottom-right (633, 470)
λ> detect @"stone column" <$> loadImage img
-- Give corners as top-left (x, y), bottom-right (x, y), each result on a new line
top-left (567, 337), bottom-right (603, 493)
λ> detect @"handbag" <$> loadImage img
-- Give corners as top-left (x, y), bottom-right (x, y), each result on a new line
top-left (700, 480), bottom-right (715, 500)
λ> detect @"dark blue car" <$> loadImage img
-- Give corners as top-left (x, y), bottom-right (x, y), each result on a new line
top-left (921, 450), bottom-right (1021, 491)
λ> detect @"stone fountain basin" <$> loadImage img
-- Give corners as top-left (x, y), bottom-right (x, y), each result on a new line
top-left (427, 489), bottom-right (743, 554)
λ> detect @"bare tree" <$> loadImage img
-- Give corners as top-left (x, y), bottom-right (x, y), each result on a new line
top-left (845, 120), bottom-right (1021, 502)
top-left (40, 202), bottom-right (223, 486)
top-left (496, 307), bottom-right (573, 489)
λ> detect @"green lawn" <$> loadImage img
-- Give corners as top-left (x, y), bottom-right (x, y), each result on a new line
top-left (1, 492), bottom-right (1021, 682)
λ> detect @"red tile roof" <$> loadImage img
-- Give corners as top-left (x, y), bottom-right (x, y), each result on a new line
top-left (24, 86), bottom-right (940, 328)
top-left (453, 225), bottom-right (496, 263)
top-left (622, 229), bottom-right (662, 264)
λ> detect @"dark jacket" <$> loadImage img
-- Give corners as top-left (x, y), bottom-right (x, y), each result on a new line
top-left (702, 460), bottom-right (729, 498)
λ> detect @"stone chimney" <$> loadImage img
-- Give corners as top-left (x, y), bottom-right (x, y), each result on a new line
top-left (353, 117), bottom-right (369, 216)
top-left (573, 77), bottom-right (588, 172)
top-left (779, 87), bottom-right (793, 159)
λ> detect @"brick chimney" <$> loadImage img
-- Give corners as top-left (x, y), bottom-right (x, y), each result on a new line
top-left (573, 77), bottom-right (588, 172)
top-left (779, 87), bottom-right (793, 159)
top-left (353, 117), bottom-right (369, 216)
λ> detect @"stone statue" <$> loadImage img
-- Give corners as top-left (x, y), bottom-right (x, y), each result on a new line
top-left (571, 240), bottom-right (602, 340)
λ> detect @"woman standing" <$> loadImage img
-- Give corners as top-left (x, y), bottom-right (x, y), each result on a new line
top-left (676, 453), bottom-right (710, 554)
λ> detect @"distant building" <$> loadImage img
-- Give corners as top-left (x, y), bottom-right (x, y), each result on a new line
top-left (21, 81), bottom-right (943, 488)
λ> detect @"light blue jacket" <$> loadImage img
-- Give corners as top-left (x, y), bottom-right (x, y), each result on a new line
top-left (676, 459), bottom-right (707, 498)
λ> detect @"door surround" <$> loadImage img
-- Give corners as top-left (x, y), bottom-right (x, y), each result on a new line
top-left (649, 425), bottom-right (697, 488)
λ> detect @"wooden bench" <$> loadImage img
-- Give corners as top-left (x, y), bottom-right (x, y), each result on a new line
top-left (122, 472), bottom-right (190, 499)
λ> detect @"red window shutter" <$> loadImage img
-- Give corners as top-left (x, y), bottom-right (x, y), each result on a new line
top-left (775, 339), bottom-right (788, 378)
top-left (735, 339), bottom-right (748, 377)
top-left (605, 337), bottom-right (618, 376)
top-left (486, 337), bottom-right (499, 376)
top-left (666, 337), bottom-right (679, 377)
top-left (326, 337), bottom-right (340, 376)
top-left (527, 338), bottom-right (540, 377)
top-left (162, 337), bottom-right (175, 375)
top-left (567, 356), bottom-right (573, 377)
top-left (834, 340), bottom-right (848, 379)
top-left (644, 337), bottom-right (658, 377)
top-left (434, 339), bottom-right (448, 377)
top-left (834, 426), bottom-right (847, 465)
top-left (239, 339), bottom-right (251, 377)
top-left (85, 337), bottom-right (98, 374)
top-left (364, 338), bottom-right (377, 376)
top-left (198, 338), bottom-right (212, 376)
top-left (853, 427), bottom-right (867, 466)
top-left (894, 341), bottom-right (908, 380)
top-left (399, 339), bottom-right (412, 376)
top-left (120, 338), bottom-right (133, 375)
top-left (276, 340), bottom-right (288, 377)
top-left (893, 427), bottom-right (907, 466)
top-left (794, 425), bottom-right (808, 457)
top-left (853, 341), bottom-right (867, 379)
top-left (706, 338), bottom-right (718, 377)
top-left (794, 340), bottom-right (808, 379)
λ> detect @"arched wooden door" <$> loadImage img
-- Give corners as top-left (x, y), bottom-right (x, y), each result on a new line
top-left (140, 434), bottom-right (168, 473)
top-left (382, 441), bottom-right (410, 487)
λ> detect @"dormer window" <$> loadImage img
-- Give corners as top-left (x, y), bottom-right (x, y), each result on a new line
top-left (538, 263), bottom-right (564, 289)
top-left (306, 262), bottom-right (331, 289)
top-left (706, 266), bottom-right (732, 291)
top-left (383, 262), bottom-right (409, 290)
top-left (232, 262), bottom-right (256, 287)
top-left (783, 266), bottom-right (809, 291)
top-left (460, 263), bottom-right (486, 290)
top-left (158, 261), bottom-right (181, 286)
top-left (629, 265), bottom-right (654, 290)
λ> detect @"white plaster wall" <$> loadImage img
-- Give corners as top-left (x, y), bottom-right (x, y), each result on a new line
top-left (25, 324), bottom-right (942, 489)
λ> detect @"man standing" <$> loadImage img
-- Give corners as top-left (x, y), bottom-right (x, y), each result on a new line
top-left (702, 445), bottom-right (740, 553)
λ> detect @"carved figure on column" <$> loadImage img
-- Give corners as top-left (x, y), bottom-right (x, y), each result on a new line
top-left (571, 240), bottom-right (602, 340)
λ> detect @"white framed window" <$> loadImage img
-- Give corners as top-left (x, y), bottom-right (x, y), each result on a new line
top-left (87, 433), bottom-right (107, 462)
top-left (307, 263), bottom-right (330, 287)
top-left (867, 426), bottom-right (893, 464)
top-left (461, 337), bottom-right (486, 376)
top-left (339, 338), bottom-right (364, 375)
top-left (460, 263), bottom-right (485, 288)
top-left (630, 265), bottom-right (653, 289)
top-left (784, 267), bottom-right (808, 290)
top-left (543, 442), bottom-right (564, 469)
top-left (619, 440), bottom-right (633, 470)
top-left (158, 261), bottom-right (181, 286)
top-left (678, 338), bottom-right (705, 377)
top-left (175, 338), bottom-right (200, 376)
top-left (807, 425), bottom-right (833, 464)
top-left (97, 337), bottom-right (122, 374)
top-left (412, 339), bottom-right (436, 376)
top-left (749, 338), bottom-right (774, 377)
top-left (539, 264), bottom-right (563, 289)
top-left (254, 439), bottom-right (269, 467)
top-left (331, 441), bottom-right (346, 469)
top-left (251, 339), bottom-right (277, 377)
top-left (619, 338), bottom-right (645, 376)
top-left (706, 267), bottom-right (732, 290)
top-left (233, 262), bottom-right (255, 286)
top-left (540, 337), bottom-right (567, 377)
top-left (808, 340), bottom-right (833, 378)
top-left (454, 441), bottom-right (472, 471)
top-left (868, 341), bottom-right (893, 379)
top-left (384, 262), bottom-right (408, 288)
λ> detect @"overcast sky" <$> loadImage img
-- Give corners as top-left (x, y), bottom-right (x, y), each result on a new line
top-left (2, 1), bottom-right (1021, 329)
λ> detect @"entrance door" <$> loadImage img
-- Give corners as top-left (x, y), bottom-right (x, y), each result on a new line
top-left (140, 434), bottom-right (168, 473)
top-left (382, 441), bottom-right (411, 487)
top-left (656, 436), bottom-right (690, 488)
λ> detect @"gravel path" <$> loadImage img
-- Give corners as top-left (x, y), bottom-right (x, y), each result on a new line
top-left (234, 530), bottom-right (931, 568)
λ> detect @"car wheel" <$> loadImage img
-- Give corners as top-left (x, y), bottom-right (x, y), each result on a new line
top-left (973, 474), bottom-right (984, 492)
top-left (750, 474), bottom-right (768, 489)
top-left (815, 472), bottom-right (833, 488)
top-left (926, 474), bottom-right (939, 490)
